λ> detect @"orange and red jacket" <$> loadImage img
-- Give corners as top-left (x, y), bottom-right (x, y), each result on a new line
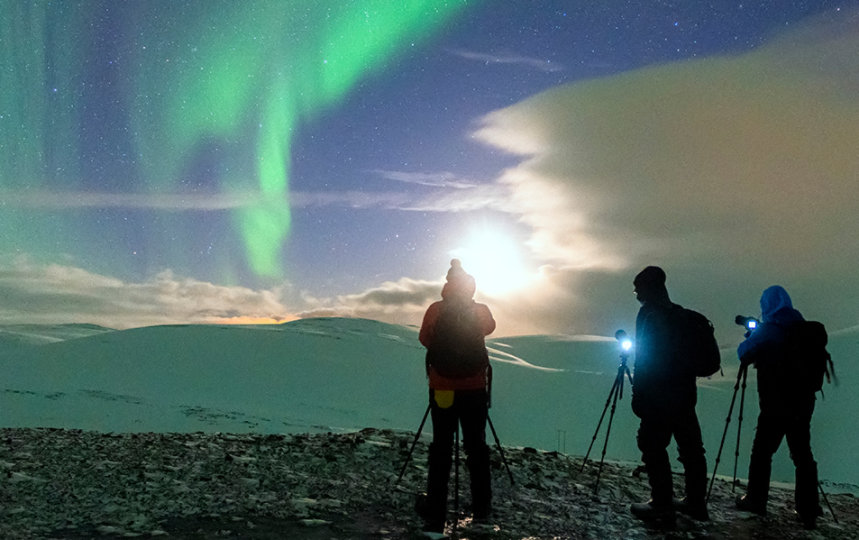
top-left (419, 283), bottom-right (496, 391)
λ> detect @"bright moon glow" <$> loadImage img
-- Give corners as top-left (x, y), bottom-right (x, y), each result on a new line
top-left (452, 228), bottom-right (532, 297)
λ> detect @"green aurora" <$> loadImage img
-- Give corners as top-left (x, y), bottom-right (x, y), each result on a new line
top-left (1, 1), bottom-right (468, 277)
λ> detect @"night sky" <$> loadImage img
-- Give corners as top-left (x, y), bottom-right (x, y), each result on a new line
top-left (1, 1), bottom-right (857, 340)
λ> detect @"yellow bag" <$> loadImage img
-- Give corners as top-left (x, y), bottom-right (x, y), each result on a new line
top-left (433, 390), bottom-right (455, 409)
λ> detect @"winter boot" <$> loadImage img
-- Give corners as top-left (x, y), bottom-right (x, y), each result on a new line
top-left (796, 504), bottom-right (823, 530)
top-left (423, 443), bottom-right (451, 532)
top-left (735, 494), bottom-right (767, 516)
top-left (630, 499), bottom-right (676, 525)
top-left (673, 497), bottom-right (709, 521)
top-left (466, 443), bottom-right (492, 522)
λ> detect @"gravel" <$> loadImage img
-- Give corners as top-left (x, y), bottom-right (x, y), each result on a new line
top-left (1, 427), bottom-right (857, 539)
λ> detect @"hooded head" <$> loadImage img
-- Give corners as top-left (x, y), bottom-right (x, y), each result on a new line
top-left (442, 259), bottom-right (476, 300)
top-left (759, 285), bottom-right (803, 323)
top-left (633, 265), bottom-right (670, 305)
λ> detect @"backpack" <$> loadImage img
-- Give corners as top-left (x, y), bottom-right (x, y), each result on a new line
top-left (426, 301), bottom-right (489, 378)
top-left (787, 320), bottom-right (835, 395)
top-left (673, 306), bottom-right (721, 377)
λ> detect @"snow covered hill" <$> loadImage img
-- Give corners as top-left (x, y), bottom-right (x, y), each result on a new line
top-left (1, 318), bottom-right (856, 490)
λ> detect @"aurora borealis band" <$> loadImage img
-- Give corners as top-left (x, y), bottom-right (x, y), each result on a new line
top-left (1, 1), bottom-right (466, 277)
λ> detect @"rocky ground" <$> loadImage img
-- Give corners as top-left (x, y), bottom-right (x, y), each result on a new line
top-left (1, 427), bottom-right (857, 539)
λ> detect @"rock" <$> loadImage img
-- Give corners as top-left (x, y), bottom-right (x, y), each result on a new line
top-left (0, 427), bottom-right (856, 539)
top-left (299, 518), bottom-right (332, 527)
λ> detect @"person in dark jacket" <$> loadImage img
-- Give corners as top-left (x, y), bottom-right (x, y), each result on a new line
top-left (735, 285), bottom-right (821, 529)
top-left (629, 266), bottom-right (709, 523)
top-left (417, 259), bottom-right (496, 533)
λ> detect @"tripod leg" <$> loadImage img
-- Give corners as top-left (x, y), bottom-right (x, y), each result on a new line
top-left (454, 424), bottom-right (460, 529)
top-left (581, 376), bottom-right (619, 471)
top-left (395, 404), bottom-right (431, 485)
top-left (487, 414), bottom-right (514, 485)
top-left (732, 366), bottom-right (749, 491)
top-left (819, 481), bottom-right (838, 524)
top-left (594, 377), bottom-right (622, 494)
top-left (707, 365), bottom-right (744, 502)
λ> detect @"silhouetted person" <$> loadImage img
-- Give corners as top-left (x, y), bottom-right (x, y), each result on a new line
top-left (735, 285), bottom-right (821, 529)
top-left (417, 259), bottom-right (496, 533)
top-left (629, 266), bottom-right (709, 524)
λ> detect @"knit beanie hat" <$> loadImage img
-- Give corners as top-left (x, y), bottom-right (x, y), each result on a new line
top-left (446, 259), bottom-right (468, 282)
top-left (633, 265), bottom-right (666, 289)
top-left (444, 259), bottom-right (476, 298)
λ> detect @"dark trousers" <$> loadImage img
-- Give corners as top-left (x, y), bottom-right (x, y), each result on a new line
top-left (637, 407), bottom-right (708, 506)
top-left (747, 400), bottom-right (819, 517)
top-left (425, 389), bottom-right (491, 527)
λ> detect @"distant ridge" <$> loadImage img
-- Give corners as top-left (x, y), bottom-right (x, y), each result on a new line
top-left (1, 317), bottom-right (856, 489)
top-left (0, 322), bottom-right (114, 348)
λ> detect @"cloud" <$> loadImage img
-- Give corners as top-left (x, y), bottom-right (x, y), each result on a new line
top-left (0, 188), bottom-right (411, 213)
top-left (373, 169), bottom-right (480, 189)
top-left (478, 11), bottom-right (858, 269)
top-left (290, 268), bottom-right (637, 339)
top-left (468, 9), bottom-right (859, 336)
top-left (292, 170), bottom-right (514, 213)
top-left (294, 169), bottom-right (514, 213)
top-left (0, 259), bottom-right (443, 336)
top-left (289, 190), bottom-right (414, 210)
top-left (399, 184), bottom-right (517, 213)
top-left (0, 257), bottom-right (297, 328)
top-left (0, 190), bottom-right (269, 211)
top-left (449, 49), bottom-right (564, 72)
top-left (298, 278), bottom-right (439, 328)
top-left (337, 278), bottom-right (439, 308)
top-left (0, 170), bottom-right (508, 215)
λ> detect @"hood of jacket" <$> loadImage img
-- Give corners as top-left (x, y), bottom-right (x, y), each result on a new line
top-left (760, 285), bottom-right (804, 324)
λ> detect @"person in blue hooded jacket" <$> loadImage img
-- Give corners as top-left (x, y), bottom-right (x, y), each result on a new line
top-left (735, 285), bottom-right (821, 529)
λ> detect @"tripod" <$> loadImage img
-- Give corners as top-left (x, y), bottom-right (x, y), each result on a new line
top-left (395, 404), bottom-right (514, 487)
top-left (707, 363), bottom-right (748, 501)
top-left (581, 345), bottom-right (633, 494)
top-left (396, 404), bottom-right (431, 485)
top-left (705, 365), bottom-right (840, 523)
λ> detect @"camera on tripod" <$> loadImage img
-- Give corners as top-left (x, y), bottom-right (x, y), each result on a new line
top-left (615, 329), bottom-right (633, 354)
top-left (735, 315), bottom-right (759, 331)
top-left (581, 329), bottom-right (634, 493)
top-left (735, 315), bottom-right (760, 337)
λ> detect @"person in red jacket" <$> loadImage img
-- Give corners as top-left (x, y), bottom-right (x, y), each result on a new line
top-left (417, 259), bottom-right (496, 533)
